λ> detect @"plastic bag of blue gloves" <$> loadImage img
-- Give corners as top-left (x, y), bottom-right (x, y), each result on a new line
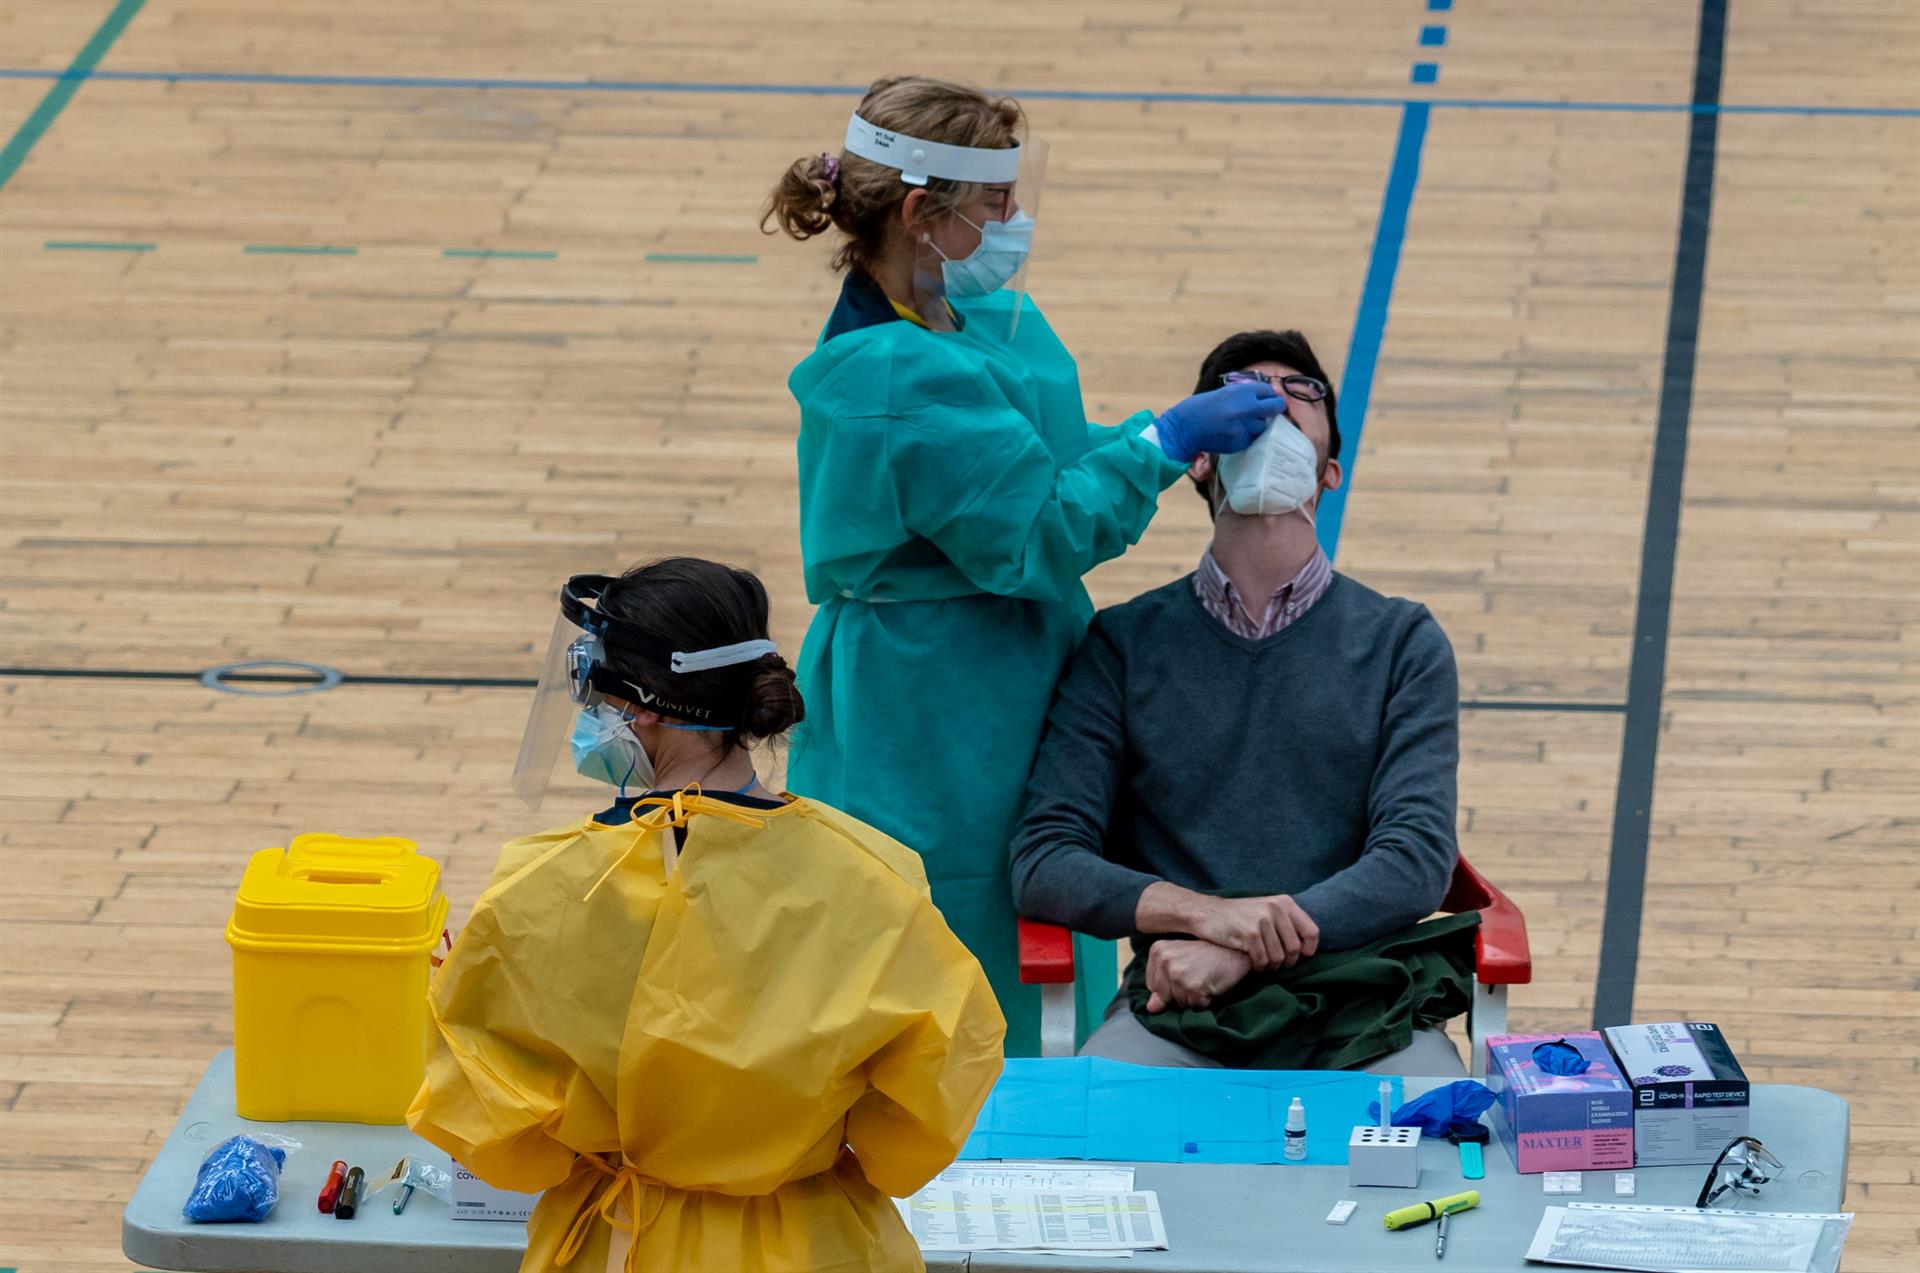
top-left (183, 1134), bottom-right (291, 1223)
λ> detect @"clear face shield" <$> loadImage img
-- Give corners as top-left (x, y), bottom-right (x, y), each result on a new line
top-left (510, 575), bottom-right (776, 810)
top-left (843, 112), bottom-right (1047, 343)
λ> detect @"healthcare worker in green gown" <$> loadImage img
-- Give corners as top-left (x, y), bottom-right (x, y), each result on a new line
top-left (764, 76), bottom-right (1290, 1055)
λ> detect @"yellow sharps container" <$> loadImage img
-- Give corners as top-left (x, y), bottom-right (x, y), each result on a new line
top-left (226, 834), bottom-right (448, 1124)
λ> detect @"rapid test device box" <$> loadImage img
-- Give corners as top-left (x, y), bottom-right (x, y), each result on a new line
top-left (1485, 1032), bottom-right (1634, 1174)
top-left (451, 1163), bottom-right (537, 1222)
top-left (1603, 1021), bottom-right (1750, 1167)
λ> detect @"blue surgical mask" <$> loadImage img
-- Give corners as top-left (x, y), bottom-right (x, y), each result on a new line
top-left (569, 703), bottom-right (733, 794)
top-left (935, 210), bottom-right (1033, 298)
top-left (571, 703), bottom-right (651, 791)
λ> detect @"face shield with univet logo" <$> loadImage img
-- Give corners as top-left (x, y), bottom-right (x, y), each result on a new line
top-left (510, 574), bottom-right (776, 809)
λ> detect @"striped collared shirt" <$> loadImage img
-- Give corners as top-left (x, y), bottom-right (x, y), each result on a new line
top-left (1193, 546), bottom-right (1334, 640)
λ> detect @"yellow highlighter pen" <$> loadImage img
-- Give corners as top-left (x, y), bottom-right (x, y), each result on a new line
top-left (1382, 1190), bottom-right (1480, 1232)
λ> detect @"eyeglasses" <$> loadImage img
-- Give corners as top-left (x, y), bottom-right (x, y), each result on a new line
top-left (1222, 370), bottom-right (1330, 403)
top-left (1695, 1136), bottom-right (1783, 1209)
top-left (566, 635), bottom-right (599, 706)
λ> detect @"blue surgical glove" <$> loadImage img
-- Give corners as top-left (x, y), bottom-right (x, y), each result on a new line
top-left (1153, 381), bottom-right (1289, 463)
top-left (1368, 1080), bottom-right (1499, 1138)
top-left (1532, 1039), bottom-right (1592, 1076)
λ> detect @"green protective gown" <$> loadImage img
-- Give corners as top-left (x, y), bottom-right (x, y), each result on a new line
top-left (788, 279), bottom-right (1187, 1056)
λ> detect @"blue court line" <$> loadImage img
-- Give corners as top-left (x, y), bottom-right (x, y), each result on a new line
top-left (1316, 102), bottom-right (1431, 559)
top-left (244, 244), bottom-right (356, 255)
top-left (0, 1), bottom-right (146, 194)
top-left (45, 239), bottom-right (154, 251)
top-left (0, 67), bottom-right (1913, 118)
top-left (444, 247), bottom-right (557, 259)
top-left (645, 252), bottom-right (756, 264)
top-left (1321, 0), bottom-right (1449, 559)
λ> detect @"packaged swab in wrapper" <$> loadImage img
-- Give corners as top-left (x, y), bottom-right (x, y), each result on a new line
top-left (369, 1155), bottom-right (455, 1215)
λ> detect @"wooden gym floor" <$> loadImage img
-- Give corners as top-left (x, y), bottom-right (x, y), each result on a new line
top-left (0, 1), bottom-right (1914, 1268)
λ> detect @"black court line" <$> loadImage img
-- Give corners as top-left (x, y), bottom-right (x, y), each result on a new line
top-left (1, 664), bottom-right (1628, 715)
top-left (0, 666), bottom-right (536, 690)
top-left (1590, 0), bottom-right (1726, 1030)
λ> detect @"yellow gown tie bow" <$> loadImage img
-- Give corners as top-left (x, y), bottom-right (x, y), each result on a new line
top-left (582, 786), bottom-right (779, 902)
top-left (554, 1152), bottom-right (667, 1273)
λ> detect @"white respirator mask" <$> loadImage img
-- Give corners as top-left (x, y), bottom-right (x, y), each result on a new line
top-left (1216, 417), bottom-right (1324, 519)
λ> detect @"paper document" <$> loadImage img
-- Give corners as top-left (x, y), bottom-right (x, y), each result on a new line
top-left (929, 1162), bottom-right (1135, 1191)
top-left (1525, 1204), bottom-right (1854, 1273)
top-left (899, 1187), bottom-right (1168, 1253)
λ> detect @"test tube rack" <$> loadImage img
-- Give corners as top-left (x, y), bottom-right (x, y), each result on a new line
top-left (1348, 1125), bottom-right (1421, 1188)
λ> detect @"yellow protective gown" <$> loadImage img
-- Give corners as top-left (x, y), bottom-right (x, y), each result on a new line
top-left (408, 792), bottom-right (1006, 1273)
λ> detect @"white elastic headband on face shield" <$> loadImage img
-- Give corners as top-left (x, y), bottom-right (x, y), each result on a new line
top-left (669, 639), bottom-right (778, 674)
top-left (844, 112), bottom-right (1021, 187)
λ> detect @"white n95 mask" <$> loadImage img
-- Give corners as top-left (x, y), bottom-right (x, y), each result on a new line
top-left (1217, 417), bottom-right (1323, 518)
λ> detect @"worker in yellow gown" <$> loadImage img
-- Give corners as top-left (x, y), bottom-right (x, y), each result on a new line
top-left (409, 558), bottom-right (1005, 1273)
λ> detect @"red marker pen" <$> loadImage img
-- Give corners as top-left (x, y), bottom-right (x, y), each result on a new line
top-left (318, 1160), bottom-right (348, 1213)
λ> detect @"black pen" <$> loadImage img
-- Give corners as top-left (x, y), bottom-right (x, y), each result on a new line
top-left (335, 1166), bottom-right (364, 1220)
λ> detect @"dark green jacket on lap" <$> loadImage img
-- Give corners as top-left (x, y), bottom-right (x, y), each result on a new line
top-left (1125, 912), bottom-right (1479, 1070)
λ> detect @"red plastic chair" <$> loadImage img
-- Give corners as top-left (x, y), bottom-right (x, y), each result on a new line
top-left (1016, 855), bottom-right (1532, 1075)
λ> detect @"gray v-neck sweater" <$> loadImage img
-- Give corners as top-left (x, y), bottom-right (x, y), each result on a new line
top-left (1008, 572), bottom-right (1460, 950)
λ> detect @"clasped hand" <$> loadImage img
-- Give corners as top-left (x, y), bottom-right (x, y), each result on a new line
top-left (1143, 896), bottom-right (1323, 1012)
top-left (1187, 894), bottom-right (1320, 971)
top-left (1143, 939), bottom-right (1252, 1013)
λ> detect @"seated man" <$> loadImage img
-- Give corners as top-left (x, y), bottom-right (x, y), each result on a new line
top-left (1009, 329), bottom-right (1466, 1075)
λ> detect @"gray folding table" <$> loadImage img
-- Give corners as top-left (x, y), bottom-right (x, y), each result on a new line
top-left (124, 1050), bottom-right (1848, 1272)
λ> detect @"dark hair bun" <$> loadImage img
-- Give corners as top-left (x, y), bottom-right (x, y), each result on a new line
top-left (739, 656), bottom-right (804, 742)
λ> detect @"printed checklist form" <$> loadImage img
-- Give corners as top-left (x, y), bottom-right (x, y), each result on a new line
top-left (926, 1163), bottom-right (1136, 1192)
top-left (899, 1186), bottom-right (1168, 1254)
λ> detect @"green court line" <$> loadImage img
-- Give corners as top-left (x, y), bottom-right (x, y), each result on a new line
top-left (645, 252), bottom-right (757, 264)
top-left (443, 248), bottom-right (558, 259)
top-left (45, 239), bottom-right (154, 251)
top-left (243, 244), bottom-right (357, 255)
top-left (0, 0), bottom-right (147, 194)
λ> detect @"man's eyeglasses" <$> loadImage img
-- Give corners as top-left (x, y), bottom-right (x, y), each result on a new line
top-left (1696, 1136), bottom-right (1783, 1208)
top-left (1222, 370), bottom-right (1330, 403)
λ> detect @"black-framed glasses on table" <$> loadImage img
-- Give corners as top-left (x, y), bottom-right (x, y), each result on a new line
top-left (1221, 369), bottom-right (1330, 403)
top-left (1696, 1136), bottom-right (1783, 1208)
